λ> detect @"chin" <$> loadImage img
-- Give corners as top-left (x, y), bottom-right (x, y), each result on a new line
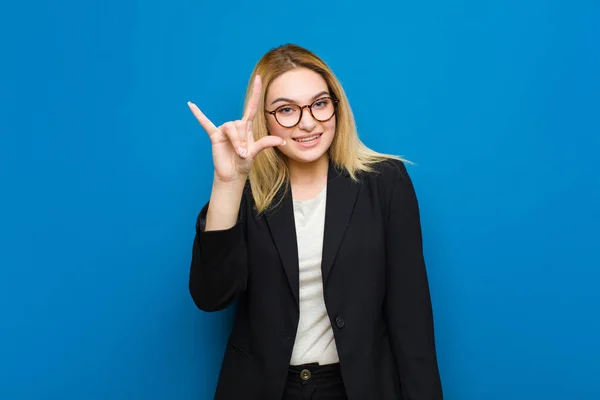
top-left (287, 152), bottom-right (328, 164)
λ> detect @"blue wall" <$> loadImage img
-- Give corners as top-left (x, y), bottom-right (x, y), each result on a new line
top-left (1, 0), bottom-right (598, 398)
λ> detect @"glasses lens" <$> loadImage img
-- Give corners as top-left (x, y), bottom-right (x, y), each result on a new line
top-left (273, 98), bottom-right (336, 127)
top-left (275, 105), bottom-right (302, 127)
top-left (311, 97), bottom-right (335, 121)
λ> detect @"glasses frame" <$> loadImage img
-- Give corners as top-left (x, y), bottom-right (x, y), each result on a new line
top-left (264, 96), bottom-right (339, 128)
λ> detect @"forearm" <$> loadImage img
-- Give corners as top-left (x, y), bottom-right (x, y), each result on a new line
top-left (385, 277), bottom-right (442, 399)
top-left (190, 226), bottom-right (247, 312)
top-left (189, 173), bottom-right (249, 312)
top-left (205, 173), bottom-right (247, 231)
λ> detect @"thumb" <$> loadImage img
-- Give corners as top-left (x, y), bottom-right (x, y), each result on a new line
top-left (251, 136), bottom-right (287, 157)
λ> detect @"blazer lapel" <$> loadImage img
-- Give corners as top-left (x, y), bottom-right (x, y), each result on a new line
top-left (321, 162), bottom-right (361, 285)
top-left (264, 162), bottom-right (362, 307)
top-left (265, 183), bottom-right (300, 308)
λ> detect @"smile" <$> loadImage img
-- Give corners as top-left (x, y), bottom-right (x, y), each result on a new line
top-left (293, 134), bottom-right (322, 143)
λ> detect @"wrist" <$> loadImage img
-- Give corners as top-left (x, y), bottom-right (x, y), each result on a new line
top-left (213, 172), bottom-right (248, 190)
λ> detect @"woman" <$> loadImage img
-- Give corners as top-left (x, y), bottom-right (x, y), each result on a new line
top-left (187, 44), bottom-right (443, 400)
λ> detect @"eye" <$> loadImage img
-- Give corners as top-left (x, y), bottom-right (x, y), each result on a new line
top-left (277, 106), bottom-right (297, 115)
top-left (313, 98), bottom-right (330, 109)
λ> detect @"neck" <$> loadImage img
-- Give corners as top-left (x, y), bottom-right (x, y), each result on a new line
top-left (288, 154), bottom-right (329, 186)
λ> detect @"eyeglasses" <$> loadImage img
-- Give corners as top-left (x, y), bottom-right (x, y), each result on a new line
top-left (265, 96), bottom-right (339, 128)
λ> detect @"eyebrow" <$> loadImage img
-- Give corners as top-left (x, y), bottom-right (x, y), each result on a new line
top-left (270, 91), bottom-right (330, 105)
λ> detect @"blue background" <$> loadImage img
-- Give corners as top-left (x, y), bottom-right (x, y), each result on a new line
top-left (1, 0), bottom-right (599, 398)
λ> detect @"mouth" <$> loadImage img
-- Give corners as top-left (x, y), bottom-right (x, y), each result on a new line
top-left (292, 133), bottom-right (323, 143)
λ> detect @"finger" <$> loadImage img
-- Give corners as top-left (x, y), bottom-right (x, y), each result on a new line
top-left (235, 120), bottom-right (248, 148)
top-left (242, 75), bottom-right (262, 123)
top-left (250, 135), bottom-right (287, 158)
top-left (188, 101), bottom-right (218, 135)
top-left (221, 122), bottom-right (247, 159)
top-left (231, 121), bottom-right (248, 158)
top-left (246, 120), bottom-right (255, 145)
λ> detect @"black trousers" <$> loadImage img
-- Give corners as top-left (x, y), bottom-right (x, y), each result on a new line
top-left (282, 363), bottom-right (348, 400)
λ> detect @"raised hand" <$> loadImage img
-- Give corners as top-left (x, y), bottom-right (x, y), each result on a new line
top-left (188, 75), bottom-right (286, 184)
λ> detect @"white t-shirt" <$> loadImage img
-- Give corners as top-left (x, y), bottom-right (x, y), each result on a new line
top-left (289, 185), bottom-right (340, 366)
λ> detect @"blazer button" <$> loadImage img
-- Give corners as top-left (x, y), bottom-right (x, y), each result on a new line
top-left (335, 316), bottom-right (345, 329)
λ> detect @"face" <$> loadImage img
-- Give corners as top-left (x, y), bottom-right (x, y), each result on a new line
top-left (265, 68), bottom-right (336, 165)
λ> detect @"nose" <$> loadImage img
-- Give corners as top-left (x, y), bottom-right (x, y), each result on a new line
top-left (298, 105), bottom-right (317, 131)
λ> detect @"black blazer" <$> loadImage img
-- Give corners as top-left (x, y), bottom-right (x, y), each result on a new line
top-left (189, 159), bottom-right (443, 399)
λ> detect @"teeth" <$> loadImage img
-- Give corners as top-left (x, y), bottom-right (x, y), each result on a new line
top-left (295, 134), bottom-right (320, 143)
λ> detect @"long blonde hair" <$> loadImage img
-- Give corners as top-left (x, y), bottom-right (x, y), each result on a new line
top-left (244, 44), bottom-right (404, 213)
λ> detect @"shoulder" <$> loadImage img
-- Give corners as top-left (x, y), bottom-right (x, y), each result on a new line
top-left (360, 158), bottom-right (412, 188)
top-left (358, 158), bottom-right (419, 219)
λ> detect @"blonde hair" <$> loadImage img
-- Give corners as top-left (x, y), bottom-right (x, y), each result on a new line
top-left (244, 43), bottom-right (404, 213)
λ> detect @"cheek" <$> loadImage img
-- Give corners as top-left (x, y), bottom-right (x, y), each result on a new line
top-left (269, 125), bottom-right (290, 139)
top-left (324, 118), bottom-right (336, 137)
top-left (267, 118), bottom-right (289, 138)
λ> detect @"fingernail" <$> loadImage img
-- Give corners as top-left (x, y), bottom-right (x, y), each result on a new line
top-left (282, 140), bottom-right (287, 146)
top-left (238, 147), bottom-right (247, 158)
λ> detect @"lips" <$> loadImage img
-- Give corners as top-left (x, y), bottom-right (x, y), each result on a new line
top-left (292, 133), bottom-right (322, 143)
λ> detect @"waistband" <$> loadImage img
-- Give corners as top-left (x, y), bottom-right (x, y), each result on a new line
top-left (288, 362), bottom-right (342, 381)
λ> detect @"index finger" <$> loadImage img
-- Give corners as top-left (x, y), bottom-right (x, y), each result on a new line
top-left (242, 75), bottom-right (262, 123)
top-left (188, 101), bottom-right (219, 135)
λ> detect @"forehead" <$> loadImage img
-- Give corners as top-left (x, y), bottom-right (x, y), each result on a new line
top-left (266, 68), bottom-right (329, 102)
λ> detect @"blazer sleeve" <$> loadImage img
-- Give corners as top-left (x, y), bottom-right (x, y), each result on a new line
top-left (383, 161), bottom-right (443, 399)
top-left (188, 191), bottom-right (248, 312)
